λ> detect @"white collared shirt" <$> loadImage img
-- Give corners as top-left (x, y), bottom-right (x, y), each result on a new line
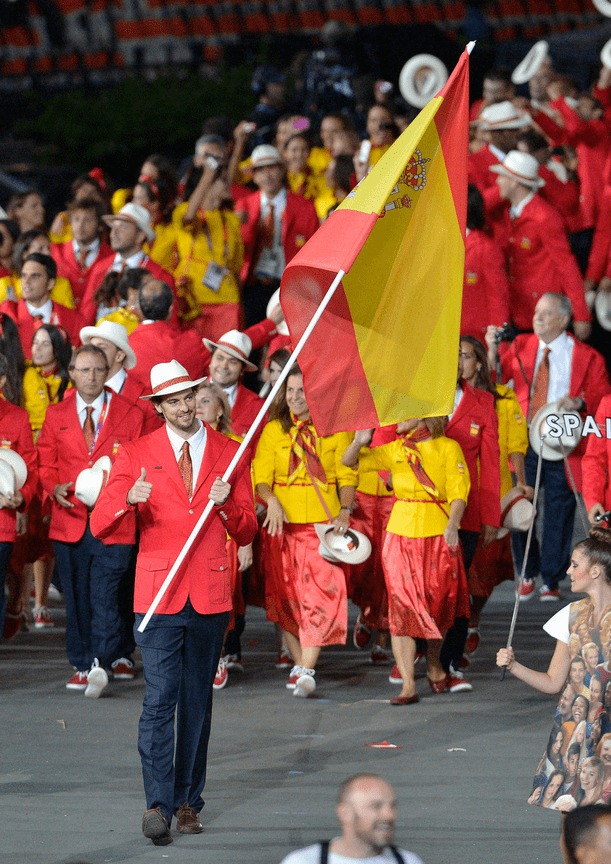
top-left (105, 367), bottom-right (127, 394)
top-left (26, 297), bottom-right (53, 323)
top-left (447, 384), bottom-right (463, 422)
top-left (111, 250), bottom-right (147, 271)
top-left (255, 188), bottom-right (287, 280)
top-left (510, 191), bottom-right (535, 221)
top-left (222, 382), bottom-right (239, 409)
top-left (72, 237), bottom-right (100, 269)
top-left (166, 420), bottom-right (207, 493)
top-left (532, 330), bottom-right (573, 404)
top-left (75, 388), bottom-right (111, 430)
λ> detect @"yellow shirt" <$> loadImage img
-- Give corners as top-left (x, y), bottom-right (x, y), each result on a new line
top-left (144, 221), bottom-right (177, 273)
top-left (98, 306), bottom-right (140, 335)
top-left (308, 147), bottom-right (332, 176)
top-left (358, 437), bottom-right (470, 538)
top-left (49, 211), bottom-right (72, 244)
top-left (112, 188), bottom-right (131, 214)
top-left (253, 419), bottom-right (357, 524)
top-left (14, 274), bottom-right (75, 309)
top-left (0, 273), bottom-right (16, 304)
top-left (369, 143), bottom-right (391, 167)
top-left (349, 433), bottom-right (392, 497)
top-left (287, 170), bottom-right (326, 201)
top-left (173, 202), bottom-right (243, 309)
top-left (23, 365), bottom-right (70, 433)
top-left (495, 383), bottom-right (529, 498)
top-left (314, 188), bottom-right (338, 222)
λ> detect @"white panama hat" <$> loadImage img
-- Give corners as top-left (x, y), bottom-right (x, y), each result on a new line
top-left (478, 100), bottom-right (532, 130)
top-left (141, 359), bottom-right (207, 401)
top-left (203, 330), bottom-right (258, 373)
top-left (398, 54), bottom-right (449, 108)
top-left (0, 460), bottom-right (15, 500)
top-left (529, 400), bottom-right (583, 462)
top-left (266, 288), bottom-right (289, 337)
top-left (79, 320), bottom-right (137, 370)
top-left (490, 150), bottom-right (545, 189)
top-left (250, 145), bottom-right (283, 169)
top-left (314, 523), bottom-right (372, 565)
top-left (595, 289), bottom-right (611, 332)
top-left (74, 456), bottom-right (112, 509)
top-left (0, 449), bottom-right (27, 491)
top-left (512, 41), bottom-right (549, 85)
top-left (593, 0), bottom-right (611, 17)
top-left (602, 38), bottom-right (611, 67)
top-left (497, 487), bottom-right (534, 539)
top-left (103, 203), bottom-right (156, 244)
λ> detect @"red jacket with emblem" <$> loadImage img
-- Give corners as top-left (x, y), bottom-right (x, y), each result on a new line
top-left (51, 240), bottom-right (114, 307)
top-left (90, 423), bottom-right (257, 615)
top-left (461, 229), bottom-right (511, 340)
top-left (0, 401), bottom-right (38, 542)
top-left (0, 298), bottom-right (86, 359)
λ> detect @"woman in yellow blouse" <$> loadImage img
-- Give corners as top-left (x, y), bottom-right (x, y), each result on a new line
top-left (459, 336), bottom-right (532, 655)
top-left (173, 160), bottom-right (244, 341)
top-left (253, 364), bottom-right (357, 698)
top-left (132, 174), bottom-right (178, 274)
top-left (342, 418), bottom-right (470, 705)
top-left (283, 133), bottom-right (327, 203)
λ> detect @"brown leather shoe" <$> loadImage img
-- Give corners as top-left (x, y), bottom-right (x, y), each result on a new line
top-left (175, 802), bottom-right (204, 834)
top-left (142, 808), bottom-right (172, 846)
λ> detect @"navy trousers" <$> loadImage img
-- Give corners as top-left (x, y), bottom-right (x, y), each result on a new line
top-left (134, 601), bottom-right (229, 824)
top-left (511, 446), bottom-right (576, 591)
top-left (0, 541), bottom-right (14, 635)
top-left (53, 525), bottom-right (133, 670)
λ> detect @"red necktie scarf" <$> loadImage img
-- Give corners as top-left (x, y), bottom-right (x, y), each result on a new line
top-left (287, 417), bottom-right (328, 491)
top-left (178, 441), bottom-right (193, 498)
top-left (400, 426), bottom-right (439, 497)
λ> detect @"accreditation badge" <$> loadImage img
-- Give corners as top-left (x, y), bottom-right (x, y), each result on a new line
top-left (202, 262), bottom-right (229, 293)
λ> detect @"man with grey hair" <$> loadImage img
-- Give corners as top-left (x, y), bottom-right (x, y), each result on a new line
top-left (487, 292), bottom-right (610, 601)
top-left (279, 775), bottom-right (425, 864)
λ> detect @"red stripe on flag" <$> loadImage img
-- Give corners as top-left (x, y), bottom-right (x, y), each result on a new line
top-left (433, 51), bottom-right (470, 236)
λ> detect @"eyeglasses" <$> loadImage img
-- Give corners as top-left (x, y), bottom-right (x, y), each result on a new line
top-left (72, 366), bottom-right (107, 376)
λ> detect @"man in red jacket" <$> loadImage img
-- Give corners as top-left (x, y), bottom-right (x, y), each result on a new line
top-left (237, 144), bottom-right (319, 327)
top-left (91, 360), bottom-right (257, 847)
top-left (37, 344), bottom-right (145, 696)
top-left (468, 101), bottom-right (531, 193)
top-left (51, 197), bottom-right (113, 308)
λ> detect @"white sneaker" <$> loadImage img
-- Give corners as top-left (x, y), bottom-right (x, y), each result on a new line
top-left (47, 585), bottom-right (62, 602)
top-left (286, 665), bottom-right (303, 690)
top-left (293, 669), bottom-right (316, 698)
top-left (85, 660), bottom-right (108, 698)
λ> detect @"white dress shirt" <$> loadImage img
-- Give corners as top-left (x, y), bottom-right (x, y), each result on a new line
top-left (105, 367), bottom-right (127, 394)
top-left (447, 384), bottom-right (463, 422)
top-left (26, 297), bottom-right (53, 323)
top-left (532, 330), bottom-right (573, 404)
top-left (222, 382), bottom-right (238, 409)
top-left (76, 388), bottom-right (111, 431)
top-left (509, 191), bottom-right (535, 220)
top-left (73, 237), bottom-right (100, 269)
top-left (166, 420), bottom-right (207, 493)
top-left (111, 250), bottom-right (147, 271)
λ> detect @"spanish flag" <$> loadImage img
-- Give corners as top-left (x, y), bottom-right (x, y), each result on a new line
top-left (280, 46), bottom-right (470, 436)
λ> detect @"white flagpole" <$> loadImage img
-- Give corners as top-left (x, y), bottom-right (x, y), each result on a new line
top-left (138, 269), bottom-right (346, 631)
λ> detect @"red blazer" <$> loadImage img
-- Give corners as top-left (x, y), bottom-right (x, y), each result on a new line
top-left (586, 187), bottom-right (611, 284)
top-left (90, 424), bottom-right (257, 615)
top-left (0, 401), bottom-right (38, 542)
top-left (128, 320), bottom-right (206, 388)
top-left (50, 239), bottom-right (114, 306)
top-left (468, 144), bottom-right (501, 193)
top-left (582, 393), bottom-right (611, 515)
top-left (79, 255), bottom-right (177, 326)
top-left (37, 388), bottom-right (145, 544)
top-left (537, 163), bottom-right (582, 233)
top-left (239, 190), bottom-right (319, 284)
top-left (0, 298), bottom-right (86, 359)
top-left (503, 195), bottom-right (590, 329)
top-left (462, 229), bottom-right (511, 341)
top-left (500, 333), bottom-right (611, 488)
top-left (445, 383), bottom-right (502, 533)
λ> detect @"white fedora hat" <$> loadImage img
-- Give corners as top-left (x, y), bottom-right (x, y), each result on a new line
top-left (478, 100), bottom-right (532, 130)
top-left (266, 288), bottom-right (289, 336)
top-left (75, 456), bottom-right (112, 509)
top-left (512, 41), bottom-right (549, 85)
top-left (490, 150), bottom-right (545, 189)
top-left (79, 320), bottom-right (137, 370)
top-left (203, 329), bottom-right (258, 373)
top-left (602, 38), bottom-right (611, 66)
top-left (595, 290), bottom-right (611, 332)
top-left (251, 144), bottom-right (283, 170)
top-left (314, 523), bottom-right (372, 565)
top-left (399, 54), bottom-right (448, 108)
top-left (497, 487), bottom-right (534, 539)
top-left (103, 203), bottom-right (156, 243)
top-left (0, 449), bottom-right (27, 491)
top-left (593, 0), bottom-right (611, 17)
top-left (529, 399), bottom-right (583, 461)
top-left (141, 359), bottom-right (207, 401)
top-left (0, 460), bottom-right (15, 500)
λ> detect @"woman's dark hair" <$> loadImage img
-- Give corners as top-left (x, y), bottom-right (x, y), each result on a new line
top-left (575, 527), bottom-right (611, 584)
top-left (563, 804), bottom-right (611, 864)
top-left (117, 267), bottom-right (150, 302)
top-left (136, 174), bottom-right (177, 224)
top-left (572, 692), bottom-right (590, 717)
top-left (460, 335), bottom-right (501, 402)
top-left (547, 727), bottom-right (563, 758)
top-left (93, 272), bottom-right (121, 309)
top-left (330, 154), bottom-right (354, 195)
top-left (32, 323), bottom-right (72, 401)
top-left (0, 218), bottom-right (20, 243)
top-left (13, 228), bottom-right (48, 271)
top-left (422, 417), bottom-right (446, 439)
top-left (270, 363), bottom-right (304, 433)
top-left (268, 347), bottom-right (292, 369)
top-left (544, 768), bottom-right (565, 800)
top-left (0, 314), bottom-right (25, 405)
top-left (7, 191), bottom-right (43, 222)
top-left (467, 183), bottom-right (485, 231)
top-left (284, 132), bottom-right (312, 153)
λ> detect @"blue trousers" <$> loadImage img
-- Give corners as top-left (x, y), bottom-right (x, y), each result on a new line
top-left (511, 447), bottom-right (576, 591)
top-left (134, 601), bottom-right (229, 824)
top-left (53, 525), bottom-right (133, 670)
top-left (0, 541), bottom-right (14, 635)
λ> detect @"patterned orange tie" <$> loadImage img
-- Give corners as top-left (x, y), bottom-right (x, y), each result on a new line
top-left (528, 346), bottom-right (551, 423)
top-left (178, 441), bottom-right (193, 497)
top-left (77, 247), bottom-right (88, 271)
top-left (261, 203), bottom-right (275, 249)
top-left (83, 406), bottom-right (95, 451)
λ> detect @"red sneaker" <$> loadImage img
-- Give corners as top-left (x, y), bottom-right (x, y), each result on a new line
top-left (518, 578), bottom-right (535, 602)
top-left (213, 658), bottom-right (228, 690)
top-left (370, 645), bottom-right (389, 664)
top-left (465, 628), bottom-right (480, 655)
top-left (286, 665), bottom-right (303, 690)
top-left (353, 614), bottom-right (373, 649)
top-left (388, 663), bottom-right (403, 685)
top-left (225, 654), bottom-right (244, 672)
top-left (34, 607), bottom-right (54, 629)
top-left (66, 670), bottom-right (88, 690)
top-left (275, 649), bottom-right (293, 669)
top-left (446, 669), bottom-right (473, 693)
top-left (111, 658), bottom-right (135, 680)
top-left (540, 586), bottom-right (560, 602)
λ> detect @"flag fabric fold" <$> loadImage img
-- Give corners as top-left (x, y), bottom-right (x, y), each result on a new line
top-left (280, 47), bottom-right (470, 436)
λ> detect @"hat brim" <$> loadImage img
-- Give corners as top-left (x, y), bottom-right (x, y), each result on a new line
top-left (479, 114), bottom-right (533, 130)
top-left (602, 38), bottom-right (611, 67)
top-left (314, 523), bottom-right (372, 565)
top-left (593, 0), bottom-right (611, 16)
top-left (489, 163), bottom-right (545, 188)
top-left (140, 376), bottom-right (208, 400)
top-left (75, 468), bottom-right (104, 508)
top-left (203, 339), bottom-right (258, 372)
top-left (595, 290), bottom-right (611, 331)
top-left (103, 214), bottom-right (156, 244)
top-left (0, 449), bottom-right (27, 491)
top-left (266, 288), bottom-right (289, 336)
top-left (0, 461), bottom-right (15, 499)
top-left (512, 41), bottom-right (549, 84)
top-left (251, 159), bottom-right (284, 170)
top-left (399, 54), bottom-right (448, 108)
top-left (529, 400), bottom-right (582, 460)
top-left (80, 326), bottom-right (138, 370)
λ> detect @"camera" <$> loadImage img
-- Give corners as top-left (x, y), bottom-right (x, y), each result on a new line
top-left (494, 322), bottom-right (512, 344)
top-left (205, 155), bottom-right (219, 171)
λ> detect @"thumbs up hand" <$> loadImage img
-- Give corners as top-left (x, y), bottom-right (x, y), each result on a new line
top-left (127, 467), bottom-right (153, 505)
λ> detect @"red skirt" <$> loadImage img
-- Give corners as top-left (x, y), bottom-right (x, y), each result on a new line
top-left (10, 493), bottom-right (53, 571)
top-left (468, 532), bottom-right (515, 598)
top-left (347, 491), bottom-right (393, 631)
top-left (274, 523), bottom-right (348, 648)
top-left (383, 532), bottom-right (470, 640)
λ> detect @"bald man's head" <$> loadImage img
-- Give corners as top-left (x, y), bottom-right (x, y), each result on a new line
top-left (139, 279), bottom-right (174, 322)
top-left (336, 775), bottom-right (396, 855)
